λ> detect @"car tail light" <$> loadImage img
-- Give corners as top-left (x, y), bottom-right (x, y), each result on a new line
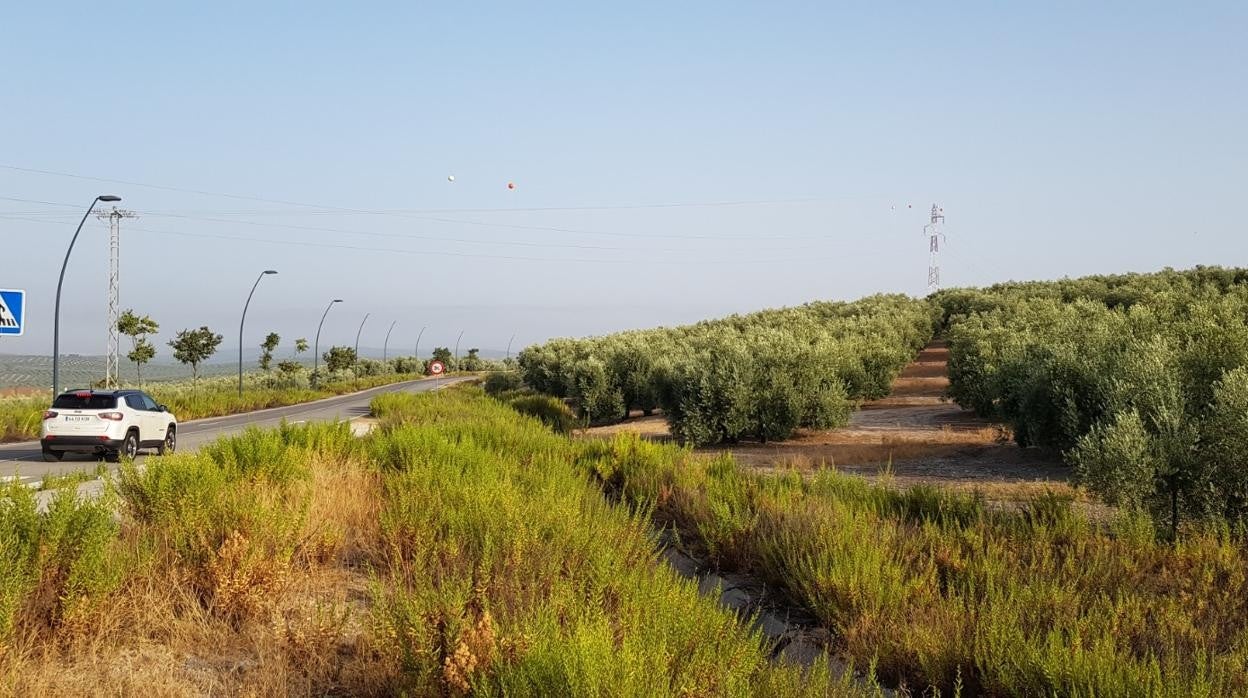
top-left (42, 410), bottom-right (58, 420)
top-left (98, 412), bottom-right (124, 421)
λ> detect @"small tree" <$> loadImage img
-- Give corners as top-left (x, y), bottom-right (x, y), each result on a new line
top-left (323, 346), bottom-right (357, 373)
top-left (260, 332), bottom-right (281, 371)
top-left (432, 346), bottom-right (454, 370)
top-left (168, 326), bottom-right (223, 384)
top-left (462, 348), bottom-right (483, 372)
top-left (277, 337), bottom-right (309, 376)
top-left (117, 309), bottom-right (159, 386)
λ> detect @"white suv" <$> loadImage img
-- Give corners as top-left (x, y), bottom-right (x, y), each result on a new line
top-left (41, 389), bottom-right (178, 462)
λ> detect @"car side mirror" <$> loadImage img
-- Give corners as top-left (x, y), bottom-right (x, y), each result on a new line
top-left (158, 405), bottom-right (169, 413)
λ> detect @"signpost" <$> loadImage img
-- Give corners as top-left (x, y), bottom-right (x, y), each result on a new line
top-left (428, 359), bottom-right (445, 392)
top-left (0, 289), bottom-right (25, 336)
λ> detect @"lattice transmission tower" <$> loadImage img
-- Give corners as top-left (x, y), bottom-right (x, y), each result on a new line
top-left (96, 207), bottom-right (138, 388)
top-left (923, 204), bottom-right (946, 293)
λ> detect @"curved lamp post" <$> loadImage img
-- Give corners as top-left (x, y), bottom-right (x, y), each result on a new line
top-left (353, 313), bottom-right (370, 371)
top-left (312, 299), bottom-right (343, 387)
top-left (238, 270), bottom-right (278, 396)
top-left (414, 325), bottom-right (426, 364)
top-left (383, 320), bottom-right (397, 363)
top-left (506, 334), bottom-right (516, 361)
top-left (454, 330), bottom-right (464, 373)
top-left (52, 195), bottom-right (121, 398)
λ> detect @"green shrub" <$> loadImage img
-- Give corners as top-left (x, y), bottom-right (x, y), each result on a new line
top-left (507, 395), bottom-right (578, 434)
top-left (0, 481), bottom-right (129, 645)
top-left (483, 371), bottom-right (524, 396)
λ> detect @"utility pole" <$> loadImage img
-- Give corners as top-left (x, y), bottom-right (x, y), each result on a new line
top-left (96, 206), bottom-right (138, 388)
top-left (923, 204), bottom-right (946, 293)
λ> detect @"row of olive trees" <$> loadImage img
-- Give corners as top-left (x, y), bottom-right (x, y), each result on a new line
top-left (938, 267), bottom-right (1248, 534)
top-left (518, 294), bottom-right (937, 446)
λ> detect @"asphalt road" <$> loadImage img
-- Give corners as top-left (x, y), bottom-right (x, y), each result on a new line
top-left (0, 375), bottom-right (471, 485)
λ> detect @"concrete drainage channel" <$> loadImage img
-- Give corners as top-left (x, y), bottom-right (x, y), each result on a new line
top-left (657, 531), bottom-right (894, 696)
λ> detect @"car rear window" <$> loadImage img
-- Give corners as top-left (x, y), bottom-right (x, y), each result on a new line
top-left (52, 394), bottom-right (117, 409)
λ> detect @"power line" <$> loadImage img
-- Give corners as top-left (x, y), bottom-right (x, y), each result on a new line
top-left (0, 162), bottom-right (863, 218)
top-left (1, 193), bottom-right (828, 247)
top-left (0, 213), bottom-right (864, 266)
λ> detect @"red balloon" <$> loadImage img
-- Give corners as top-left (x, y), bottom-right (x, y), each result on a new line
top-left (507, 182), bottom-right (516, 190)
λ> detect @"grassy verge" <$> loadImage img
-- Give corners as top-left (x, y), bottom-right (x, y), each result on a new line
top-left (0, 371), bottom-right (433, 444)
top-left (576, 433), bottom-right (1248, 696)
top-left (0, 388), bottom-right (869, 695)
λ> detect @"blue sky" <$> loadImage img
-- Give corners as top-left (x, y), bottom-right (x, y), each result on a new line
top-left (2, 2), bottom-right (1245, 356)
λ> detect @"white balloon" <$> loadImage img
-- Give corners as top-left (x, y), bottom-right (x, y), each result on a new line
top-left (447, 175), bottom-right (456, 182)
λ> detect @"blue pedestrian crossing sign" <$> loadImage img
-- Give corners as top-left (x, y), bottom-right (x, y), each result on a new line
top-left (0, 289), bottom-right (25, 336)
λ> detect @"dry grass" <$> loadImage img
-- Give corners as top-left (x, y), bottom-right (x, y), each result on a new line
top-left (0, 444), bottom-right (395, 697)
top-left (1, 402), bottom-right (853, 697)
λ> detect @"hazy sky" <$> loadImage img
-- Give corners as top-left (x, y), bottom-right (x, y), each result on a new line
top-left (2, 2), bottom-right (1245, 356)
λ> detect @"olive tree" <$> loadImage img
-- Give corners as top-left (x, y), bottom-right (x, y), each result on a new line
top-left (168, 326), bottom-right (223, 384)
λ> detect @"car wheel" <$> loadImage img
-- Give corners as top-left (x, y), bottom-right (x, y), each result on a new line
top-left (120, 431), bottom-right (139, 460)
top-left (41, 448), bottom-right (62, 463)
top-left (158, 427), bottom-right (176, 455)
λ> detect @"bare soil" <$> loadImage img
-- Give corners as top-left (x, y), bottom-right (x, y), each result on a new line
top-left (586, 342), bottom-right (1072, 496)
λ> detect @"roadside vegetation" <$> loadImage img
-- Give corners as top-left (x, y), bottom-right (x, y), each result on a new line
top-left (596, 430), bottom-right (1248, 695)
top-left (517, 294), bottom-right (935, 445)
top-left (0, 364), bottom-right (433, 444)
top-left (0, 390), bottom-right (862, 696)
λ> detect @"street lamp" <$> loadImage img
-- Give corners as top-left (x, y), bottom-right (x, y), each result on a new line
top-left (414, 325), bottom-right (426, 364)
top-left (53, 195), bottom-right (120, 398)
top-left (454, 329), bottom-right (464, 373)
top-left (353, 313), bottom-right (370, 377)
top-left (312, 299), bottom-right (343, 388)
top-left (506, 334), bottom-right (516, 361)
top-left (383, 320), bottom-right (397, 363)
top-left (238, 270), bottom-right (278, 397)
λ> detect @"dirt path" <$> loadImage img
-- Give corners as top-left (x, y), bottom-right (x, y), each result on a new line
top-left (729, 342), bottom-right (1069, 491)
top-left (588, 342), bottom-right (1071, 494)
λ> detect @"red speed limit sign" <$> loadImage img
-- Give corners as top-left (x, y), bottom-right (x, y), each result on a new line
top-left (428, 360), bottom-right (446, 375)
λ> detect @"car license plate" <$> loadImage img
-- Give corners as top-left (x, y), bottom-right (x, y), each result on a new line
top-left (65, 415), bottom-right (91, 422)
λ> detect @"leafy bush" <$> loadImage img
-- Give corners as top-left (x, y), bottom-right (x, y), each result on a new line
top-left (483, 371), bottom-right (524, 396)
top-left (322, 346), bottom-right (357, 373)
top-left (355, 358), bottom-right (388, 377)
top-left (507, 395), bottom-right (578, 434)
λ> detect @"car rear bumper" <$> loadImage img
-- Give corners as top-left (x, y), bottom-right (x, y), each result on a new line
top-left (41, 436), bottom-right (124, 452)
